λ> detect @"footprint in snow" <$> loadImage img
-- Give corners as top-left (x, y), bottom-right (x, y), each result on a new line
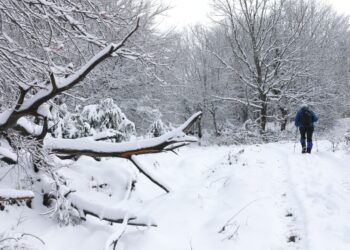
top-left (341, 181), bottom-right (350, 191)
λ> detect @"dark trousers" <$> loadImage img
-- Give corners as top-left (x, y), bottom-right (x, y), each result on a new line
top-left (299, 127), bottom-right (314, 149)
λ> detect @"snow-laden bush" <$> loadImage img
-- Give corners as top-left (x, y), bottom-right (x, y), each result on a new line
top-left (50, 98), bottom-right (136, 142)
top-left (321, 120), bottom-right (350, 152)
top-left (50, 103), bottom-right (86, 139)
top-left (147, 118), bottom-right (171, 138)
top-left (345, 131), bottom-right (350, 152)
top-left (53, 195), bottom-right (82, 227)
top-left (326, 130), bottom-right (343, 152)
top-left (211, 120), bottom-right (262, 145)
top-left (207, 119), bottom-right (294, 145)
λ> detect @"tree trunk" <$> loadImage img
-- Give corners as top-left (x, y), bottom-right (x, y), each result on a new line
top-left (211, 110), bottom-right (220, 136)
top-left (280, 107), bottom-right (288, 131)
top-left (260, 94), bottom-right (268, 131)
top-left (197, 119), bottom-right (202, 138)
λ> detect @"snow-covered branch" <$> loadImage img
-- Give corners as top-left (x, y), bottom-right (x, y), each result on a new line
top-left (0, 19), bottom-right (140, 131)
top-left (212, 95), bottom-right (262, 109)
top-left (0, 189), bottom-right (34, 207)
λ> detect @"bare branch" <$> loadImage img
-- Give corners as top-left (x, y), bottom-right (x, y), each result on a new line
top-left (129, 155), bottom-right (170, 193)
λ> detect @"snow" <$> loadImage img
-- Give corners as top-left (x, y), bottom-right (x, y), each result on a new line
top-left (131, 155), bottom-right (172, 192)
top-left (1, 140), bottom-right (350, 249)
top-left (37, 104), bottom-right (51, 118)
top-left (0, 146), bottom-right (17, 162)
top-left (286, 151), bottom-right (350, 249)
top-left (17, 117), bottom-right (43, 136)
top-left (0, 109), bottom-right (13, 126)
top-left (68, 192), bottom-right (137, 221)
top-left (104, 213), bottom-right (129, 250)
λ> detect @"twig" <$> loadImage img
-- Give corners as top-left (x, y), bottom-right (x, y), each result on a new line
top-left (21, 233), bottom-right (46, 245)
top-left (218, 198), bottom-right (264, 233)
top-left (0, 233), bottom-right (45, 246)
top-left (105, 214), bottom-right (129, 250)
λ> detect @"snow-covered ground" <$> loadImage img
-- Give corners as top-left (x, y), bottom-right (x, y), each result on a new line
top-left (1, 140), bottom-right (350, 250)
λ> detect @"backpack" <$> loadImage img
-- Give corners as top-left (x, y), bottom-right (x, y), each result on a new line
top-left (300, 109), bottom-right (312, 127)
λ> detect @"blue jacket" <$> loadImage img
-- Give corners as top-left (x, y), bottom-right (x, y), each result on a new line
top-left (295, 107), bottom-right (318, 128)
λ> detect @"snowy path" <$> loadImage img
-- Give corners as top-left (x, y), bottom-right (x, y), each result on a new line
top-left (1, 142), bottom-right (350, 250)
top-left (123, 143), bottom-right (350, 250)
top-left (284, 148), bottom-right (350, 250)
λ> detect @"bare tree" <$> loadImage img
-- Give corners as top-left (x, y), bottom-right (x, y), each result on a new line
top-left (207, 0), bottom-right (347, 131)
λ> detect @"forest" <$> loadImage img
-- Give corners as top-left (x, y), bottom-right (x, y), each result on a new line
top-left (0, 0), bottom-right (349, 249)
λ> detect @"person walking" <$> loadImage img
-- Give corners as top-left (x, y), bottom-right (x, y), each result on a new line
top-left (294, 104), bottom-right (318, 154)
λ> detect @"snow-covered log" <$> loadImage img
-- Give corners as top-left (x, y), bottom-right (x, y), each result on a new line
top-left (45, 112), bottom-right (202, 158)
top-left (68, 193), bottom-right (157, 227)
top-left (0, 189), bottom-right (34, 208)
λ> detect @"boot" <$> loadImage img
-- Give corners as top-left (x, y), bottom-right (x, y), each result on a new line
top-left (302, 147), bottom-right (307, 154)
top-left (307, 142), bottom-right (313, 154)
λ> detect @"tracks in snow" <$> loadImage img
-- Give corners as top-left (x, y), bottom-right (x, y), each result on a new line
top-left (240, 143), bottom-right (350, 250)
top-left (122, 144), bottom-right (350, 250)
top-left (280, 147), bottom-right (350, 250)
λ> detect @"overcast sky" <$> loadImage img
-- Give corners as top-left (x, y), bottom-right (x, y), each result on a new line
top-left (158, 0), bottom-right (350, 30)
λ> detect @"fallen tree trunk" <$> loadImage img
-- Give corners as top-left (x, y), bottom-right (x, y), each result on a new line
top-left (45, 112), bottom-right (202, 158)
